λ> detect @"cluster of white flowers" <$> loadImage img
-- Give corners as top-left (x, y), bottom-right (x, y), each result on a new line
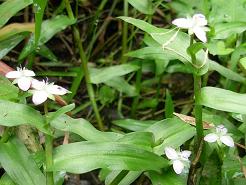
top-left (164, 126), bottom-right (234, 175)
top-left (6, 67), bottom-right (69, 105)
top-left (172, 13), bottom-right (209, 43)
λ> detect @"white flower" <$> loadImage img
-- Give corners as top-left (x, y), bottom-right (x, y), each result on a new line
top-left (164, 147), bottom-right (191, 174)
top-left (5, 67), bottom-right (35, 91)
top-left (204, 125), bottom-right (234, 147)
top-left (29, 79), bottom-right (69, 105)
top-left (172, 14), bottom-right (209, 43)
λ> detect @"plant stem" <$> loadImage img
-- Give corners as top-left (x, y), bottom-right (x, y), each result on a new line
top-left (193, 74), bottom-right (204, 144)
top-left (65, 0), bottom-right (104, 130)
top-left (44, 102), bottom-right (54, 185)
top-left (121, 0), bottom-right (128, 64)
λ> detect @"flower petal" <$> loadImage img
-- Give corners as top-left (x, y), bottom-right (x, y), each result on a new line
top-left (204, 133), bottom-right (218, 143)
top-left (17, 77), bottom-right (32, 91)
top-left (23, 69), bottom-right (35, 77)
top-left (193, 26), bottom-right (207, 42)
top-left (46, 84), bottom-right (69, 95)
top-left (31, 79), bottom-right (45, 90)
top-left (216, 125), bottom-right (228, 134)
top-left (32, 90), bottom-right (48, 105)
top-left (164, 147), bottom-right (178, 160)
top-left (5, 71), bottom-right (22, 79)
top-left (220, 135), bottom-right (234, 147)
top-left (181, 150), bottom-right (191, 159)
top-left (172, 18), bottom-right (193, 29)
top-left (173, 160), bottom-right (184, 174)
top-left (193, 14), bottom-right (207, 26)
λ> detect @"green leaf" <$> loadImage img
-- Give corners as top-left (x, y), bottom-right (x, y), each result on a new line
top-left (33, 0), bottom-right (48, 47)
top-left (99, 86), bottom-right (116, 105)
top-left (0, 76), bottom-right (19, 101)
top-left (0, 34), bottom-right (26, 59)
top-left (209, 60), bottom-right (246, 84)
top-left (148, 171), bottom-right (186, 185)
top-left (104, 76), bottom-right (137, 97)
top-left (209, 0), bottom-right (246, 24)
top-left (19, 15), bottom-right (76, 60)
top-left (36, 45), bottom-right (58, 62)
top-left (0, 100), bottom-right (49, 134)
top-left (47, 103), bottom-right (75, 123)
top-left (113, 119), bottom-right (156, 131)
top-left (52, 141), bottom-right (168, 173)
top-left (127, 0), bottom-right (153, 15)
top-left (0, 138), bottom-right (46, 185)
top-left (90, 63), bottom-right (140, 84)
top-left (214, 22), bottom-right (246, 39)
top-left (0, 173), bottom-right (16, 185)
top-left (120, 17), bottom-right (209, 75)
top-left (145, 117), bottom-right (196, 155)
top-left (207, 41), bottom-right (234, 55)
top-left (199, 87), bottom-right (246, 114)
top-left (0, 0), bottom-right (33, 28)
top-left (50, 114), bottom-right (122, 141)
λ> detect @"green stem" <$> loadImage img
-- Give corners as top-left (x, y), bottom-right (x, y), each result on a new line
top-left (65, 0), bottom-right (104, 130)
top-left (121, 0), bottom-right (128, 63)
top-left (44, 102), bottom-right (54, 185)
top-left (193, 74), bottom-right (204, 144)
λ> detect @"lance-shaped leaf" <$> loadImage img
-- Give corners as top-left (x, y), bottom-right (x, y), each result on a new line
top-left (52, 141), bottom-right (168, 173)
top-left (199, 87), bottom-right (246, 114)
top-left (19, 15), bottom-right (76, 60)
top-left (0, 138), bottom-right (46, 185)
top-left (127, 0), bottom-right (153, 15)
top-left (0, 0), bottom-right (33, 28)
top-left (0, 100), bottom-right (50, 134)
top-left (0, 76), bottom-right (19, 101)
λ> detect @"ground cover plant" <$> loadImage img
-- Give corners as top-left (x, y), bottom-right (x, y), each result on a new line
top-left (0, 0), bottom-right (246, 184)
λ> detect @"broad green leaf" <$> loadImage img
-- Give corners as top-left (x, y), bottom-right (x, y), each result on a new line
top-left (0, 23), bottom-right (34, 41)
top-left (52, 141), bottom-right (168, 173)
top-left (104, 76), bottom-right (137, 97)
top-left (127, 0), bottom-right (153, 14)
top-left (199, 87), bottom-right (246, 114)
top-left (113, 119), bottom-right (156, 131)
top-left (47, 103), bottom-right (75, 122)
top-left (117, 131), bottom-right (154, 151)
top-left (33, 0), bottom-right (48, 46)
top-left (50, 114), bottom-right (122, 141)
top-left (0, 76), bottom-right (19, 101)
top-left (0, 100), bottom-right (49, 134)
top-left (0, 34), bottom-right (26, 59)
top-left (19, 15), bottom-right (76, 60)
top-left (120, 17), bottom-right (209, 75)
top-left (148, 171), bottom-right (186, 185)
top-left (214, 22), bottom-right (246, 39)
top-left (0, 173), bottom-right (16, 185)
top-left (209, 0), bottom-right (246, 24)
top-left (105, 170), bottom-right (141, 185)
top-left (209, 60), bottom-right (246, 84)
top-left (0, 138), bottom-right (46, 185)
top-left (145, 117), bottom-right (196, 154)
top-left (207, 41), bottom-right (234, 55)
top-left (99, 86), bottom-right (116, 105)
top-left (90, 63), bottom-right (140, 84)
top-left (0, 0), bottom-right (33, 28)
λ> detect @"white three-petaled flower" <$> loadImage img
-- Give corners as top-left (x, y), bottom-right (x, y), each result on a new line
top-left (5, 67), bottom-right (35, 91)
top-left (172, 14), bottom-right (209, 43)
top-left (164, 147), bottom-right (191, 174)
top-left (29, 79), bottom-right (69, 105)
top-left (204, 125), bottom-right (234, 147)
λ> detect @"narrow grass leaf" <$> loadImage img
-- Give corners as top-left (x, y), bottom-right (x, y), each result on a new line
top-left (127, 0), bottom-right (153, 15)
top-left (0, 0), bottom-right (33, 28)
